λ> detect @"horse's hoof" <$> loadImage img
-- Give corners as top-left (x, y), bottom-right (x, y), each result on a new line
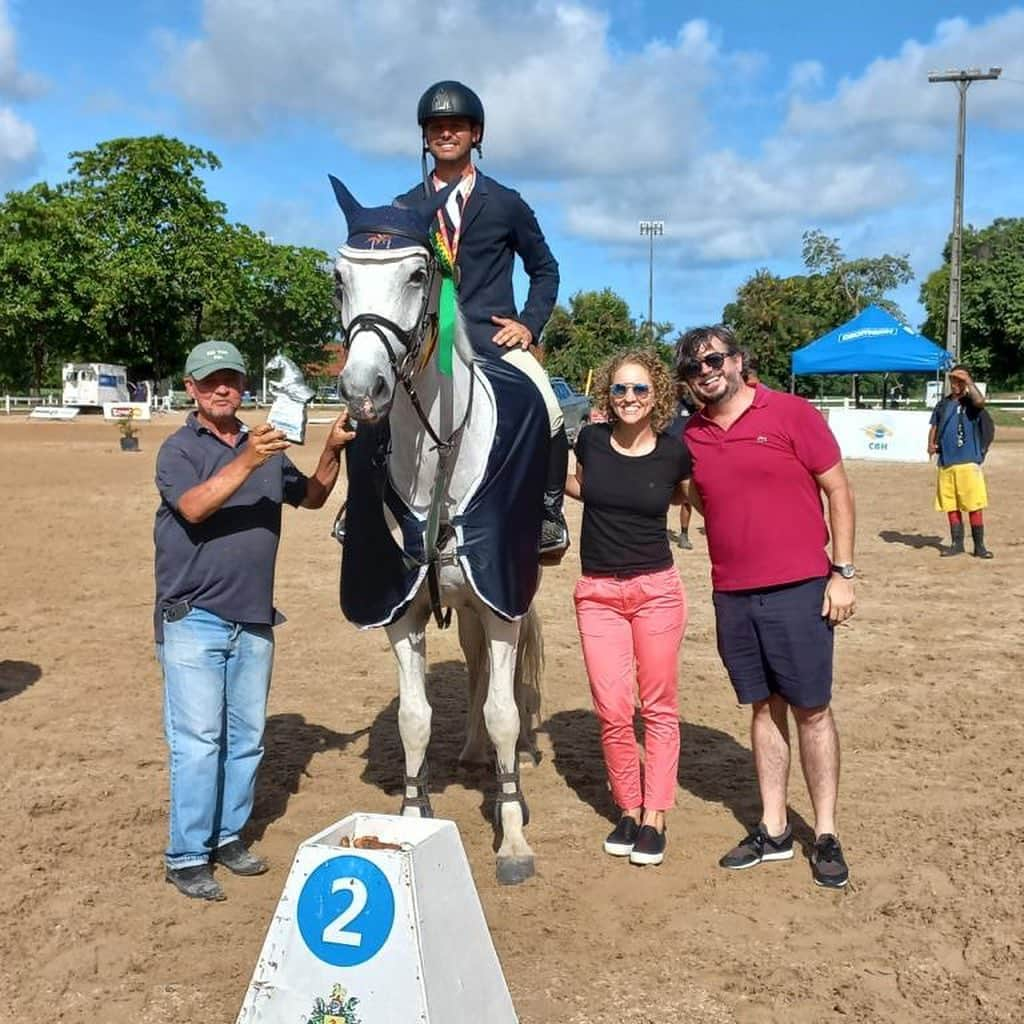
top-left (496, 855), bottom-right (535, 886)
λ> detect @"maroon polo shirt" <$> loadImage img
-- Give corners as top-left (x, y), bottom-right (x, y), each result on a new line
top-left (684, 385), bottom-right (841, 591)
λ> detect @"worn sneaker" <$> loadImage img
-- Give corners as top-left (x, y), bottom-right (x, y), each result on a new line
top-left (811, 833), bottom-right (849, 889)
top-left (165, 864), bottom-right (225, 901)
top-left (677, 531), bottom-right (693, 550)
top-left (540, 515), bottom-right (570, 554)
top-left (603, 816), bottom-right (640, 857)
top-left (719, 824), bottom-right (794, 870)
top-left (214, 840), bottom-right (268, 876)
top-left (629, 825), bottom-right (666, 866)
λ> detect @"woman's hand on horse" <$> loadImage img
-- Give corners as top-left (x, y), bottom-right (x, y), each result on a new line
top-left (326, 410), bottom-right (358, 453)
top-left (491, 315), bottom-right (533, 349)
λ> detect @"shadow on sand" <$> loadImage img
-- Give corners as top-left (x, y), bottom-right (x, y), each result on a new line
top-left (544, 708), bottom-right (816, 854)
top-left (249, 713), bottom-right (371, 841)
top-left (0, 660), bottom-right (41, 703)
top-left (879, 529), bottom-right (945, 551)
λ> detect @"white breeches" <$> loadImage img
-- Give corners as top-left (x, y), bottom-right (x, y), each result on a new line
top-left (500, 347), bottom-right (563, 436)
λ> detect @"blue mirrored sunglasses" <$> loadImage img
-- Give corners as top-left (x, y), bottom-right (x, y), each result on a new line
top-left (609, 382), bottom-right (651, 398)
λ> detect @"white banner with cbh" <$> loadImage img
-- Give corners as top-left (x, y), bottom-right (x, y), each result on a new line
top-left (825, 409), bottom-right (933, 463)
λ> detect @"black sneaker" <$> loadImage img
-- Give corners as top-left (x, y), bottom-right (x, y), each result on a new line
top-left (629, 825), bottom-right (666, 866)
top-left (539, 515), bottom-right (570, 554)
top-left (603, 816), bottom-right (640, 857)
top-left (213, 840), bottom-right (268, 876)
top-left (719, 824), bottom-right (794, 870)
top-left (811, 833), bottom-right (849, 889)
top-left (165, 864), bottom-right (226, 901)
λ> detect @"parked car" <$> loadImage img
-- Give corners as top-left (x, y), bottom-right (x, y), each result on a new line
top-left (549, 376), bottom-right (591, 442)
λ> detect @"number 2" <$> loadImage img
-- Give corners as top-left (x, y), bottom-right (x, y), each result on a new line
top-left (322, 876), bottom-right (368, 947)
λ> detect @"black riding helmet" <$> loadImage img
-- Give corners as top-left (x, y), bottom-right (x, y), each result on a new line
top-left (417, 80), bottom-right (485, 148)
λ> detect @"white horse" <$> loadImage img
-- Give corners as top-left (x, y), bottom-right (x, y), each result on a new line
top-left (331, 178), bottom-right (543, 885)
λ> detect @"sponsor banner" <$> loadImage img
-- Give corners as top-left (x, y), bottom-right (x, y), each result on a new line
top-left (102, 401), bottom-right (151, 422)
top-left (827, 409), bottom-right (933, 463)
top-left (29, 406), bottom-right (81, 420)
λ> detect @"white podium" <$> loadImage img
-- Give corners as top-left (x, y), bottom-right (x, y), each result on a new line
top-left (236, 813), bottom-right (517, 1024)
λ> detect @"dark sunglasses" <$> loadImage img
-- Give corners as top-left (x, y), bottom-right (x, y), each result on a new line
top-left (680, 350), bottom-right (734, 378)
top-left (609, 382), bottom-right (651, 398)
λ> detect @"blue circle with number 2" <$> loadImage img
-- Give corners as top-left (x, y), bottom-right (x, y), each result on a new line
top-left (297, 855), bottom-right (396, 967)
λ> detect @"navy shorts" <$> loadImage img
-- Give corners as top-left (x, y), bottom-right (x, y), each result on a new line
top-left (712, 577), bottom-right (834, 709)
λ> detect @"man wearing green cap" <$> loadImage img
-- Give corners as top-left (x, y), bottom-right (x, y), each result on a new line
top-left (154, 341), bottom-right (354, 901)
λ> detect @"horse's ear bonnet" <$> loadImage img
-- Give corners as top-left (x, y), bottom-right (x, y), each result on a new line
top-left (329, 175), bottom-right (458, 250)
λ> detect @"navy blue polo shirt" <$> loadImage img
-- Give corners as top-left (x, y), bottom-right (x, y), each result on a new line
top-left (153, 413), bottom-right (307, 641)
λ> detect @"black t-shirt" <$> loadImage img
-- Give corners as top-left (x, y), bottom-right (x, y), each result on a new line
top-left (575, 422), bottom-right (692, 576)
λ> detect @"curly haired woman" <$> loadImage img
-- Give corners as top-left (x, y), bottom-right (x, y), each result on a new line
top-left (566, 349), bottom-right (691, 866)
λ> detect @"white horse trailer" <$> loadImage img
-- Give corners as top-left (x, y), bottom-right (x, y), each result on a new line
top-left (62, 363), bottom-right (130, 407)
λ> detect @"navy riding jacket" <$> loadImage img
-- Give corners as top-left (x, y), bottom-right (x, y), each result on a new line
top-left (395, 172), bottom-right (559, 361)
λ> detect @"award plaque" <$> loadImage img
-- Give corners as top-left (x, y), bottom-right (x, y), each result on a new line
top-left (266, 353), bottom-right (315, 444)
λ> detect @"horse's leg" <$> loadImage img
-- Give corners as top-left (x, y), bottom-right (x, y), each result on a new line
top-left (514, 605), bottom-right (544, 765)
top-left (482, 611), bottom-right (535, 885)
top-left (385, 600), bottom-right (434, 818)
top-left (456, 609), bottom-right (490, 767)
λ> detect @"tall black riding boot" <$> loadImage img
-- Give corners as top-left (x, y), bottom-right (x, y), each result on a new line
top-left (970, 524), bottom-right (994, 559)
top-left (539, 426), bottom-right (570, 562)
top-left (940, 523), bottom-right (964, 557)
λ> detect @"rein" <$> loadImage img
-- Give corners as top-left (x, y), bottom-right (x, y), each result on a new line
top-left (338, 249), bottom-right (475, 628)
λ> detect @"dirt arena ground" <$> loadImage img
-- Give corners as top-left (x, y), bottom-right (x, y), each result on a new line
top-left (0, 411), bottom-right (1021, 1024)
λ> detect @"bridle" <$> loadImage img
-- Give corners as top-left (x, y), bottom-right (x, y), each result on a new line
top-left (336, 246), bottom-right (465, 453)
top-left (335, 243), bottom-right (476, 629)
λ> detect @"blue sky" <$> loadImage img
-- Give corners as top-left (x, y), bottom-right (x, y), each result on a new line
top-left (2, 1), bottom-right (1022, 340)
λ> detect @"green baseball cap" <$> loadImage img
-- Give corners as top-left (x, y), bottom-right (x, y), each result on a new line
top-left (185, 340), bottom-right (246, 380)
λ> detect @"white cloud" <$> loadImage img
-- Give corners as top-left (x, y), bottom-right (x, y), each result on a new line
top-left (784, 11), bottom-right (1024, 144)
top-left (0, 104), bottom-right (37, 179)
top-left (0, 1), bottom-right (40, 181)
top-left (161, 2), bottom-right (1023, 271)
top-left (160, 0), bottom-right (743, 176)
top-left (0, 0), bottom-right (45, 99)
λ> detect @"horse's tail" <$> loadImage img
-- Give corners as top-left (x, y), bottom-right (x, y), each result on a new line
top-left (514, 604), bottom-right (544, 762)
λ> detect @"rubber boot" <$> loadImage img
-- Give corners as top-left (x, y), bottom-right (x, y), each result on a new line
top-left (940, 523), bottom-right (964, 557)
top-left (970, 525), bottom-right (994, 559)
top-left (539, 427), bottom-right (570, 564)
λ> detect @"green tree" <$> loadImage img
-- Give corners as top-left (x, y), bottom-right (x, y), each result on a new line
top-left (723, 233), bottom-right (915, 391)
top-left (65, 136), bottom-right (231, 379)
top-left (0, 183), bottom-right (95, 391)
top-left (204, 225), bottom-right (336, 380)
top-left (920, 217), bottom-right (1024, 384)
top-left (802, 229), bottom-right (913, 322)
top-left (543, 288), bottom-right (660, 389)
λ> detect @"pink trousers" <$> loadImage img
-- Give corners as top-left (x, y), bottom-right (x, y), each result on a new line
top-left (573, 566), bottom-right (687, 812)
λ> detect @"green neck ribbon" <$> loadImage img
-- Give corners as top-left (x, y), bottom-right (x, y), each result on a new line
top-left (437, 275), bottom-right (456, 377)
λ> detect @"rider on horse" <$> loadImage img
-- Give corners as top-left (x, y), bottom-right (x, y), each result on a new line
top-left (395, 80), bottom-right (570, 561)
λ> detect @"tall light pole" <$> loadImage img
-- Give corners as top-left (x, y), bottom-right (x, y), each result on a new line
top-left (928, 66), bottom-right (1001, 364)
top-left (639, 220), bottom-right (664, 337)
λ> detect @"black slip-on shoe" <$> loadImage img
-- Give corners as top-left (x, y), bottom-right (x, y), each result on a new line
top-left (165, 864), bottom-right (225, 901)
top-left (603, 815), bottom-right (640, 857)
top-left (811, 833), bottom-right (850, 889)
top-left (629, 825), bottom-right (666, 866)
top-left (719, 824), bottom-right (794, 870)
top-left (214, 840), bottom-right (268, 876)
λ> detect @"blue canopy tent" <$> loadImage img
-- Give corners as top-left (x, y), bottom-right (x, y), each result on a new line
top-left (791, 305), bottom-right (952, 376)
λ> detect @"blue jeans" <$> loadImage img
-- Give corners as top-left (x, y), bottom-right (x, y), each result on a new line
top-left (157, 607), bottom-right (274, 869)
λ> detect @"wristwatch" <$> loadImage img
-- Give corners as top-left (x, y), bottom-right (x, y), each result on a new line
top-left (830, 563), bottom-right (856, 579)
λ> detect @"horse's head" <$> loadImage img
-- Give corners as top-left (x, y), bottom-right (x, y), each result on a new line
top-left (329, 176), bottom-right (456, 422)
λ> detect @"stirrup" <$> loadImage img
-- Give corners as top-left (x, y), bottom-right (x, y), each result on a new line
top-left (400, 767), bottom-right (433, 818)
top-left (493, 767), bottom-right (530, 828)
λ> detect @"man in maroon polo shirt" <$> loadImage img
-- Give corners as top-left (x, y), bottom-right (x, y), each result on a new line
top-left (676, 325), bottom-right (856, 889)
